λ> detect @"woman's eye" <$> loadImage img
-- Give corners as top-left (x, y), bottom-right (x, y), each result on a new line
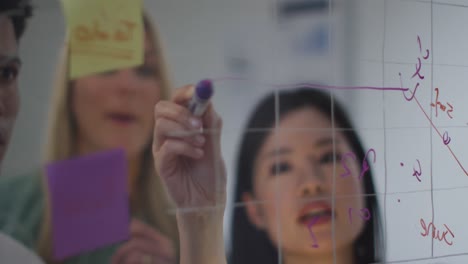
top-left (270, 161), bottom-right (292, 176)
top-left (134, 65), bottom-right (155, 77)
top-left (319, 152), bottom-right (341, 164)
top-left (0, 66), bottom-right (19, 84)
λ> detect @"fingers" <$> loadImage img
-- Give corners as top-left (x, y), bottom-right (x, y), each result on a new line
top-left (110, 220), bottom-right (175, 264)
top-left (119, 253), bottom-right (173, 264)
top-left (153, 99), bottom-right (206, 157)
top-left (154, 100), bottom-right (202, 132)
top-left (117, 252), bottom-right (143, 264)
top-left (110, 239), bottom-right (174, 264)
top-left (153, 84), bottom-right (222, 160)
top-left (156, 84), bottom-right (221, 133)
top-left (157, 139), bottom-right (204, 163)
top-left (167, 83), bottom-right (222, 133)
top-left (171, 84), bottom-right (194, 105)
top-left (130, 220), bottom-right (175, 256)
top-left (123, 254), bottom-right (172, 264)
top-left (112, 251), bottom-right (173, 264)
top-left (154, 117), bottom-right (205, 150)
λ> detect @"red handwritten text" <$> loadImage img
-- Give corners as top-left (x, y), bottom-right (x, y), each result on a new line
top-left (420, 218), bottom-right (455, 246)
top-left (430, 88), bottom-right (454, 119)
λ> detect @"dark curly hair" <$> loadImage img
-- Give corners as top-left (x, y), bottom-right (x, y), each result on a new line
top-left (0, 0), bottom-right (34, 41)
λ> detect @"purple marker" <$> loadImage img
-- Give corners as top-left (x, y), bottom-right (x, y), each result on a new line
top-left (188, 79), bottom-right (214, 116)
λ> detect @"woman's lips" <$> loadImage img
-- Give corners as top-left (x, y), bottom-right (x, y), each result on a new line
top-left (108, 113), bottom-right (136, 125)
top-left (297, 201), bottom-right (335, 226)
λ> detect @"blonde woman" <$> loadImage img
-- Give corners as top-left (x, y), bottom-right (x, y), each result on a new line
top-left (0, 14), bottom-right (179, 264)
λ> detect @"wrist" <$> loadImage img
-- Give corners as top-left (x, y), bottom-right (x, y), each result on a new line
top-left (176, 208), bottom-right (224, 230)
top-left (176, 208), bottom-right (226, 264)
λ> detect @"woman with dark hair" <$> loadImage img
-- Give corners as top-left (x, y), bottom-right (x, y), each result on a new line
top-left (230, 87), bottom-right (384, 264)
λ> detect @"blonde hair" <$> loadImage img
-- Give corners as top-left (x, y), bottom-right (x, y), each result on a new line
top-left (37, 14), bottom-right (178, 263)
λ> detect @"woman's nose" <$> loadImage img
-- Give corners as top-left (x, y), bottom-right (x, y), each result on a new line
top-left (113, 69), bottom-right (139, 93)
top-left (297, 159), bottom-right (327, 197)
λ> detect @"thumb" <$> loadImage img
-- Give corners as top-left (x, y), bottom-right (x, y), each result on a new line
top-left (172, 84), bottom-right (194, 106)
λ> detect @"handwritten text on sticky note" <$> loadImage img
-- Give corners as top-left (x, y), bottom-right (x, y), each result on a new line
top-left (60, 0), bottom-right (144, 79)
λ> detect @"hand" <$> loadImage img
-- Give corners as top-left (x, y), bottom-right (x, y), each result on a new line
top-left (110, 219), bottom-right (175, 264)
top-left (153, 84), bottom-right (227, 209)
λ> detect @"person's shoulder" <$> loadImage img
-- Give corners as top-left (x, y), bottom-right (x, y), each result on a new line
top-left (0, 168), bottom-right (42, 185)
top-left (0, 169), bottom-right (43, 203)
top-left (0, 232), bottom-right (45, 264)
top-left (0, 169), bottom-right (45, 248)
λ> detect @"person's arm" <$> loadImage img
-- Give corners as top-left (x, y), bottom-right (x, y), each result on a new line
top-left (177, 211), bottom-right (226, 264)
top-left (153, 84), bottom-right (227, 264)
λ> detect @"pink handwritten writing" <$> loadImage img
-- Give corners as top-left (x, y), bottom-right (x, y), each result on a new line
top-left (340, 152), bottom-right (356, 178)
top-left (402, 35), bottom-right (430, 102)
top-left (412, 159), bottom-right (422, 182)
top-left (431, 88), bottom-right (454, 119)
top-left (348, 207), bottom-right (371, 224)
top-left (417, 35), bottom-right (430, 60)
top-left (443, 132), bottom-right (451, 145)
top-left (360, 149), bottom-right (376, 180)
top-left (398, 35), bottom-right (468, 176)
top-left (210, 77), bottom-right (410, 92)
top-left (420, 218), bottom-right (454, 246)
top-left (340, 149), bottom-right (376, 180)
top-left (307, 216), bottom-right (320, 248)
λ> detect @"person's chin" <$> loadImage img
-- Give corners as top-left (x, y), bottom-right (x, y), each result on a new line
top-left (297, 223), bottom-right (335, 249)
top-left (105, 139), bottom-right (143, 154)
top-left (107, 115), bottom-right (138, 128)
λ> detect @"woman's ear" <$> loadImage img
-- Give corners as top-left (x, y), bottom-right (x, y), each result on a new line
top-left (242, 192), bottom-right (266, 230)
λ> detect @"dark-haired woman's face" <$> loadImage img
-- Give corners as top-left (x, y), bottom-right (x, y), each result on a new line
top-left (243, 107), bottom-right (366, 258)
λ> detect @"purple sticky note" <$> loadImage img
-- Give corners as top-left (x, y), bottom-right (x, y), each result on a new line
top-left (46, 148), bottom-right (130, 260)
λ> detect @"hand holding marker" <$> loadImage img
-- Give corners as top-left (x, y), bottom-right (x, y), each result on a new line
top-left (164, 80), bottom-right (214, 139)
top-left (188, 79), bottom-right (214, 117)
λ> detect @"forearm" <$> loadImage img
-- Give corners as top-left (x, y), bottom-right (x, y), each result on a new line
top-left (176, 210), bottom-right (227, 264)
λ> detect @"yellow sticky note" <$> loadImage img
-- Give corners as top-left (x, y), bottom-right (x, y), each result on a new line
top-left (60, 0), bottom-right (144, 79)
